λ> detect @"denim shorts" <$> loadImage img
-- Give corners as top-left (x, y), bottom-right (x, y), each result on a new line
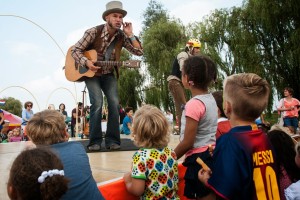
top-left (283, 117), bottom-right (298, 129)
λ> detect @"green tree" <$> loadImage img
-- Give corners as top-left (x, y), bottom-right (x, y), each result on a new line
top-left (244, 0), bottom-right (300, 100)
top-left (188, 0), bottom-right (300, 111)
top-left (118, 49), bottom-right (144, 110)
top-left (142, 0), bottom-right (168, 31)
top-left (189, 8), bottom-right (263, 88)
top-left (118, 69), bottom-right (144, 110)
top-left (142, 18), bottom-right (186, 110)
top-left (0, 97), bottom-right (22, 116)
top-left (141, 0), bottom-right (186, 111)
top-left (141, 0), bottom-right (300, 115)
top-left (192, 7), bottom-right (273, 107)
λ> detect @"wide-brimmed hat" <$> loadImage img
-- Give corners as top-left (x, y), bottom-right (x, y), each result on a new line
top-left (102, 1), bottom-right (127, 21)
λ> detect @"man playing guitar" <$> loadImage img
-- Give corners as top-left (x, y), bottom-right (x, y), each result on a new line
top-left (71, 1), bottom-right (143, 151)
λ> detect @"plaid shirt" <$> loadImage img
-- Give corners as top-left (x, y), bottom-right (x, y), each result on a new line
top-left (71, 24), bottom-right (143, 74)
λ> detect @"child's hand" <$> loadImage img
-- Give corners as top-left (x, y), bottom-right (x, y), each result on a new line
top-left (122, 22), bottom-right (133, 36)
top-left (208, 144), bottom-right (214, 157)
top-left (198, 168), bottom-right (212, 185)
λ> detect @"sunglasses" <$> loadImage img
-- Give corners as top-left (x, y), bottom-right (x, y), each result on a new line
top-left (27, 105), bottom-right (32, 108)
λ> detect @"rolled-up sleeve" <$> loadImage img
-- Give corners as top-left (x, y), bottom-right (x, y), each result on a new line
top-left (177, 52), bottom-right (189, 71)
top-left (123, 36), bottom-right (143, 56)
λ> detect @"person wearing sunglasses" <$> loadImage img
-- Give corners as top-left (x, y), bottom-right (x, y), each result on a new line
top-left (22, 101), bottom-right (34, 126)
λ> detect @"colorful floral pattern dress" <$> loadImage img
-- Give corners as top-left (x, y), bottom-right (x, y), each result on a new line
top-left (131, 147), bottom-right (179, 200)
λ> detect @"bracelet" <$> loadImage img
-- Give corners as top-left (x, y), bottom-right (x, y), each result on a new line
top-left (130, 36), bottom-right (136, 41)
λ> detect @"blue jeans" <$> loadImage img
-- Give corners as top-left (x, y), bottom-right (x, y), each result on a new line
top-left (85, 73), bottom-right (120, 148)
top-left (283, 117), bottom-right (298, 133)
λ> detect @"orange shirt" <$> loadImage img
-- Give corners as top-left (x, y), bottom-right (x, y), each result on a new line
top-left (278, 98), bottom-right (300, 118)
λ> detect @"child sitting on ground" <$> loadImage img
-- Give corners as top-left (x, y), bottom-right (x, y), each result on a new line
top-left (122, 107), bottom-right (133, 135)
top-left (26, 110), bottom-right (105, 200)
top-left (1, 130), bottom-right (13, 143)
top-left (123, 105), bottom-right (179, 199)
top-left (7, 147), bottom-right (69, 200)
top-left (198, 73), bottom-right (280, 199)
top-left (9, 128), bottom-right (22, 142)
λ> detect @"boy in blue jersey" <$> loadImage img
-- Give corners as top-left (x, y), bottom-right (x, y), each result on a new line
top-left (198, 73), bottom-right (280, 200)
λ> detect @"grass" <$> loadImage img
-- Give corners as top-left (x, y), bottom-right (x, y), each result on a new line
top-left (264, 112), bottom-right (280, 126)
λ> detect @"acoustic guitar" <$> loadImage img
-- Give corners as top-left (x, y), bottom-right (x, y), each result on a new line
top-left (64, 46), bottom-right (141, 82)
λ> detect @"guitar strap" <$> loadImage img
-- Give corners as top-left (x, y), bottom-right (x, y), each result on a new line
top-left (105, 36), bottom-right (119, 78)
top-left (105, 38), bottom-right (117, 61)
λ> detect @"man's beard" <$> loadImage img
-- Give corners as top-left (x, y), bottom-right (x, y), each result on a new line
top-left (107, 20), bottom-right (121, 29)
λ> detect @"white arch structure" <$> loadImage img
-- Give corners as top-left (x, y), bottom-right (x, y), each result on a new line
top-left (0, 14), bottom-right (65, 56)
top-left (0, 14), bottom-right (79, 104)
top-left (0, 86), bottom-right (41, 111)
top-left (46, 87), bottom-right (77, 109)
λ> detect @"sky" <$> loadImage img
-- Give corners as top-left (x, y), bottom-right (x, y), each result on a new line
top-left (0, 0), bottom-right (243, 114)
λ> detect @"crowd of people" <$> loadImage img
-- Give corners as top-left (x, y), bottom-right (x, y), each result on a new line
top-left (2, 1), bottom-right (300, 199)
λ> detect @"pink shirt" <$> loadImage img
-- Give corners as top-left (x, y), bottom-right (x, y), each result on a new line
top-left (9, 136), bottom-right (22, 142)
top-left (184, 98), bottom-right (215, 157)
top-left (278, 98), bottom-right (300, 118)
top-left (185, 98), bottom-right (205, 121)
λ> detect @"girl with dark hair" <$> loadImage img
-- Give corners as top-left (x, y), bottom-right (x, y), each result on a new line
top-left (7, 148), bottom-right (69, 200)
top-left (174, 55), bottom-right (218, 199)
top-left (267, 128), bottom-right (300, 199)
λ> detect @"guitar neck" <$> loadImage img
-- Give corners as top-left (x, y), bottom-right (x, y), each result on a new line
top-left (95, 61), bottom-right (123, 67)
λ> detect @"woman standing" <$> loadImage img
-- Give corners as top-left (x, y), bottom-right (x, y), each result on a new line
top-left (277, 87), bottom-right (300, 134)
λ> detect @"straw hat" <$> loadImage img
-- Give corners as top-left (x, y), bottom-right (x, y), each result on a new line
top-left (102, 1), bottom-right (127, 21)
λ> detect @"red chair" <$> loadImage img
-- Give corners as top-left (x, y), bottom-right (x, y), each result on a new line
top-left (98, 162), bottom-right (188, 200)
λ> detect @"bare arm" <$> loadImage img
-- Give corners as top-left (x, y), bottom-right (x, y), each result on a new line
top-left (174, 117), bottom-right (198, 159)
top-left (0, 112), bottom-right (4, 124)
top-left (277, 98), bottom-right (295, 112)
top-left (123, 172), bottom-right (145, 196)
top-left (123, 22), bottom-right (142, 50)
top-left (127, 122), bottom-right (132, 132)
top-left (278, 107), bottom-right (294, 112)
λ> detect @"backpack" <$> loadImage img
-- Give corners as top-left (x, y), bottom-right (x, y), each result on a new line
top-left (170, 57), bottom-right (181, 79)
top-left (170, 52), bottom-right (189, 79)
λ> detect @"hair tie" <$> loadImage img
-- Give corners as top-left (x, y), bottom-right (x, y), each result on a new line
top-left (38, 169), bottom-right (65, 183)
top-left (188, 81), bottom-right (194, 86)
